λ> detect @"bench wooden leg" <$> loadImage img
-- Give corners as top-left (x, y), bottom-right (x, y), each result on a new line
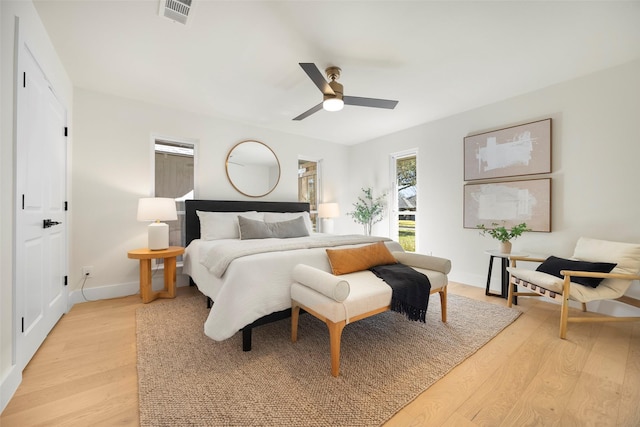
top-left (293, 295), bottom-right (446, 377)
top-left (291, 302), bottom-right (300, 342)
top-left (438, 286), bottom-right (447, 323)
top-left (327, 320), bottom-right (347, 377)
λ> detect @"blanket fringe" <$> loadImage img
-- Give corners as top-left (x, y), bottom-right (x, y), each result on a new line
top-left (391, 298), bottom-right (427, 323)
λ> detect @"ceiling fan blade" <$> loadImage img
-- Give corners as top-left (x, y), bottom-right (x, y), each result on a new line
top-left (299, 63), bottom-right (335, 96)
top-left (293, 102), bottom-right (324, 121)
top-left (344, 96), bottom-right (398, 109)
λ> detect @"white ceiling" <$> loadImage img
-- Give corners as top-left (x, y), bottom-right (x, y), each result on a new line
top-left (33, 0), bottom-right (640, 145)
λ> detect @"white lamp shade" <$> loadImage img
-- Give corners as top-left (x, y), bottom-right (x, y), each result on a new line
top-left (318, 203), bottom-right (340, 218)
top-left (322, 98), bottom-right (344, 112)
top-left (137, 198), bottom-right (178, 222)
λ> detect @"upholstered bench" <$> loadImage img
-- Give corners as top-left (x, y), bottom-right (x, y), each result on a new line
top-left (291, 251), bottom-right (451, 377)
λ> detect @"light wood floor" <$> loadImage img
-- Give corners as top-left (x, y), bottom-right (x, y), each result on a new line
top-left (2, 283), bottom-right (639, 426)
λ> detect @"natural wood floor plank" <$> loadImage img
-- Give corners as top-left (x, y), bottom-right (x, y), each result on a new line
top-left (619, 323), bottom-right (640, 426)
top-left (2, 283), bottom-right (639, 427)
top-left (389, 290), bottom-right (555, 426)
top-left (456, 302), bottom-right (560, 426)
top-left (582, 322), bottom-right (632, 384)
top-left (559, 323), bottom-right (633, 426)
top-left (440, 412), bottom-right (476, 427)
top-left (498, 321), bottom-right (601, 425)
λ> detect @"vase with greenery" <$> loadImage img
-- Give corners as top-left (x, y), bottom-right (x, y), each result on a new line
top-left (477, 222), bottom-right (529, 253)
top-left (348, 187), bottom-right (386, 236)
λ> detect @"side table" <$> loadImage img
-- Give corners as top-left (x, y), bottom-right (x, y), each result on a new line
top-left (128, 246), bottom-right (185, 303)
top-left (484, 250), bottom-right (527, 304)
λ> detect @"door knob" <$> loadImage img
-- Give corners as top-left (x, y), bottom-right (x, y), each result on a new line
top-left (43, 219), bottom-right (61, 229)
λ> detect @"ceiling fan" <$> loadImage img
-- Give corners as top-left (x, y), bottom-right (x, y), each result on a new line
top-left (293, 63), bottom-right (399, 121)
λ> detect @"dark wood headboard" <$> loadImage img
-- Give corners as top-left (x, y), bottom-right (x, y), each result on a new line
top-left (184, 199), bottom-right (310, 246)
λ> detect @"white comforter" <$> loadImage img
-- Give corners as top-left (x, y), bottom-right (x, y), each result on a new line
top-left (201, 234), bottom-right (393, 277)
top-left (183, 235), bottom-right (403, 341)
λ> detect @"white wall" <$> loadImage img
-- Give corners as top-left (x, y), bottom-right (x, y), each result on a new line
top-left (1, 0), bottom-right (73, 411)
top-left (346, 59), bottom-right (640, 305)
top-left (69, 88), bottom-right (349, 299)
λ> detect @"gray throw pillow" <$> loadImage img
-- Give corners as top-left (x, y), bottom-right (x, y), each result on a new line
top-left (238, 215), bottom-right (310, 240)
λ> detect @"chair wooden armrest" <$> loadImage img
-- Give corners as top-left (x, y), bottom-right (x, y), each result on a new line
top-left (560, 270), bottom-right (640, 281)
top-left (508, 255), bottom-right (546, 268)
top-left (509, 255), bottom-right (546, 263)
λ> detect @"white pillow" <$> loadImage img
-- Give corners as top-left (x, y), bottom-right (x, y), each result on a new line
top-left (263, 211), bottom-right (313, 234)
top-left (196, 211), bottom-right (264, 240)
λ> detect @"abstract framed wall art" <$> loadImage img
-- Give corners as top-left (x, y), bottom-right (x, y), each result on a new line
top-left (463, 178), bottom-right (551, 232)
top-left (464, 118), bottom-right (551, 181)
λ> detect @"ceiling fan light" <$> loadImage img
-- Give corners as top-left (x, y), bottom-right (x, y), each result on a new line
top-left (323, 97), bottom-right (344, 112)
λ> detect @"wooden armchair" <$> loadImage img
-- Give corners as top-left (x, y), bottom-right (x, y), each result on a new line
top-left (506, 237), bottom-right (640, 338)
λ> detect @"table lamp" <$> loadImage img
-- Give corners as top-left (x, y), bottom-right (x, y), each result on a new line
top-left (137, 197), bottom-right (177, 250)
top-left (318, 202), bottom-right (340, 234)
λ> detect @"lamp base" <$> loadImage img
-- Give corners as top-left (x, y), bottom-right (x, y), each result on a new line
top-left (321, 218), bottom-right (334, 234)
top-left (148, 222), bottom-right (169, 250)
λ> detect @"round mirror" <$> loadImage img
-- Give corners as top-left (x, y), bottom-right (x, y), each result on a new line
top-left (226, 140), bottom-right (281, 198)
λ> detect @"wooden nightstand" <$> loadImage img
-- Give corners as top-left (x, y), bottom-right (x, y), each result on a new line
top-left (127, 246), bottom-right (185, 303)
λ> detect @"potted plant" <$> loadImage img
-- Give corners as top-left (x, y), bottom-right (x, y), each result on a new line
top-left (477, 222), bottom-right (529, 253)
top-left (348, 187), bottom-right (386, 236)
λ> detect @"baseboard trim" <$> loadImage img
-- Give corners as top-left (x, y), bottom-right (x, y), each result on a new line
top-left (67, 274), bottom-right (191, 308)
top-left (449, 272), bottom-right (485, 289)
top-left (1, 364), bottom-right (21, 413)
top-left (68, 281), bottom-right (140, 307)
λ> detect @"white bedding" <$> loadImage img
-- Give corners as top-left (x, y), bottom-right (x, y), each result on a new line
top-left (183, 235), bottom-right (403, 341)
top-left (201, 234), bottom-right (393, 277)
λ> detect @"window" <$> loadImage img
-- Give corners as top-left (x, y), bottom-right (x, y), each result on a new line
top-left (154, 139), bottom-right (195, 253)
top-left (391, 151), bottom-right (417, 252)
top-left (298, 159), bottom-right (320, 231)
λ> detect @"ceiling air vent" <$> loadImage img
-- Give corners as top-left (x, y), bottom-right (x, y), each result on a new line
top-left (159, 0), bottom-right (192, 25)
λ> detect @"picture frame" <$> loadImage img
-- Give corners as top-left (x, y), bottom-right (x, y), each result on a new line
top-left (463, 178), bottom-right (551, 232)
top-left (464, 118), bottom-right (551, 181)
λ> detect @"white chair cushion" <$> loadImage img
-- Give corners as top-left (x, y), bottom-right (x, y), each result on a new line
top-left (507, 268), bottom-right (564, 293)
top-left (573, 237), bottom-right (640, 274)
top-left (507, 266), bottom-right (633, 303)
top-left (572, 237), bottom-right (640, 297)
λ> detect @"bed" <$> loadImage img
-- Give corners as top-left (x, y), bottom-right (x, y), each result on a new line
top-left (182, 199), bottom-right (403, 350)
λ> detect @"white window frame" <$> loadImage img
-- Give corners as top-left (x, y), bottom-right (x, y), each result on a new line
top-left (149, 134), bottom-right (198, 267)
top-left (150, 134), bottom-right (199, 198)
top-left (298, 155), bottom-right (323, 231)
top-left (390, 148), bottom-right (418, 252)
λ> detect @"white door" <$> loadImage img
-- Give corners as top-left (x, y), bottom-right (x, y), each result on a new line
top-left (15, 45), bottom-right (68, 369)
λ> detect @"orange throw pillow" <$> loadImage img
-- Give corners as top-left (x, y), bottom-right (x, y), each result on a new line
top-left (326, 241), bottom-right (397, 275)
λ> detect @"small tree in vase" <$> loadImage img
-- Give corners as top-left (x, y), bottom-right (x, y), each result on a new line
top-left (477, 222), bottom-right (529, 254)
top-left (348, 187), bottom-right (386, 236)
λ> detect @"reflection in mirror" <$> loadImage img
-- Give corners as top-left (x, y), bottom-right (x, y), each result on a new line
top-left (226, 140), bottom-right (281, 197)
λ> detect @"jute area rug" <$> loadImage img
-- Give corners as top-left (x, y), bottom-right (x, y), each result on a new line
top-left (136, 293), bottom-right (520, 426)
